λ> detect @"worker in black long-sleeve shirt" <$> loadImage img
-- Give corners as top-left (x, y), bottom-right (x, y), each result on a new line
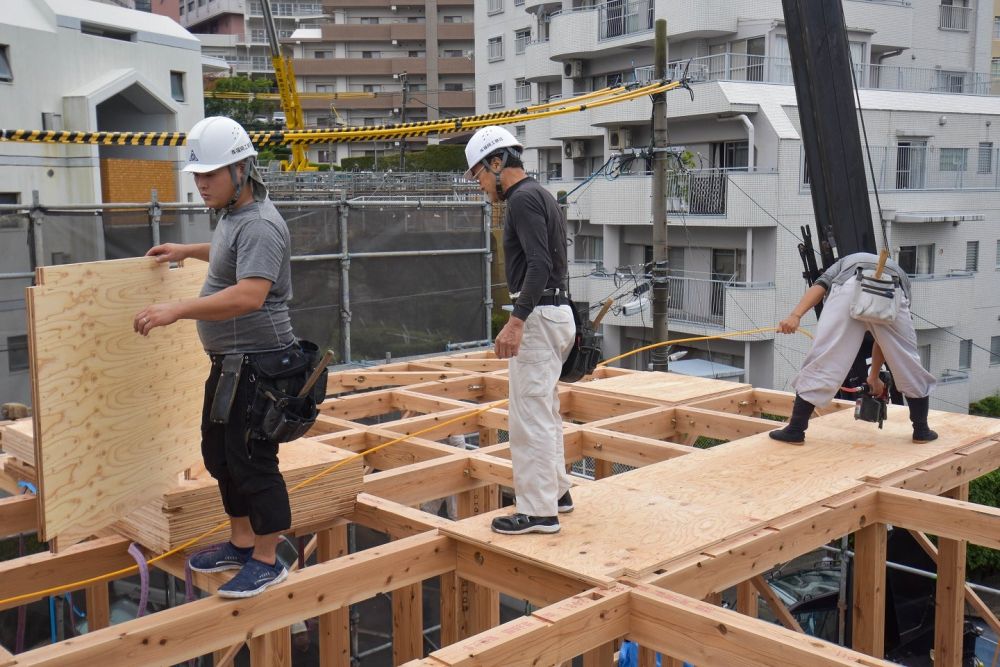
top-left (464, 126), bottom-right (576, 534)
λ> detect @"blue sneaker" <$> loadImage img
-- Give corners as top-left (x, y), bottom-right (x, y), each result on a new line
top-left (188, 542), bottom-right (253, 573)
top-left (217, 558), bottom-right (288, 599)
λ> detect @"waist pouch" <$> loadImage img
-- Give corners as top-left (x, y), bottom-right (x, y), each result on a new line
top-left (248, 340), bottom-right (328, 443)
top-left (848, 268), bottom-right (902, 324)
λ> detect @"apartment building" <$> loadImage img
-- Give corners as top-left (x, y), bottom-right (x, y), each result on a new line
top-left (477, 0), bottom-right (1000, 413)
top-left (286, 0), bottom-right (476, 165)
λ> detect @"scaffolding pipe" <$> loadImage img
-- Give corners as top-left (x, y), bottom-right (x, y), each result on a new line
top-left (339, 203), bottom-right (351, 365)
top-left (482, 204), bottom-right (494, 345)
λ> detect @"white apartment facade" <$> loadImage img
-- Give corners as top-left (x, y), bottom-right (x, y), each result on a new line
top-left (477, 0), bottom-right (1000, 413)
top-left (0, 0), bottom-right (205, 405)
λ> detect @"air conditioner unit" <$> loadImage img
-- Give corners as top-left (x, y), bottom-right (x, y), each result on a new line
top-left (609, 127), bottom-right (632, 151)
top-left (390, 4), bottom-right (397, 10)
top-left (563, 139), bottom-right (585, 159)
top-left (392, 107), bottom-right (401, 114)
top-left (391, 39), bottom-right (398, 45)
top-left (563, 59), bottom-right (584, 79)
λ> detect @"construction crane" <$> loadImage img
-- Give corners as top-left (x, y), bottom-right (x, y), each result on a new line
top-left (260, 0), bottom-right (313, 171)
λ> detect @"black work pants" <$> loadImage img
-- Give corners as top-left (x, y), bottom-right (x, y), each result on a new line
top-left (201, 356), bottom-right (291, 535)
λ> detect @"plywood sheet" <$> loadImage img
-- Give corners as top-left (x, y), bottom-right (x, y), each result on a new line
top-left (28, 257), bottom-right (209, 548)
top-left (576, 372), bottom-right (749, 406)
top-left (0, 419), bottom-right (34, 465)
top-left (443, 403), bottom-right (1000, 582)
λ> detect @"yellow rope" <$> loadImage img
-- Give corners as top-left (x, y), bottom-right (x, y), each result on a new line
top-left (0, 323), bottom-right (811, 608)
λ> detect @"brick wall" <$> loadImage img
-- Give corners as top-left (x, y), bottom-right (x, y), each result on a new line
top-left (99, 158), bottom-right (177, 203)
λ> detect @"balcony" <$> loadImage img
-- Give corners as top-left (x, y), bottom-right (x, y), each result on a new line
top-left (523, 40), bottom-right (561, 82)
top-left (248, 1), bottom-right (323, 17)
top-left (294, 56), bottom-right (426, 76)
top-left (860, 145), bottom-right (1000, 192)
top-left (907, 272), bottom-right (974, 329)
top-left (300, 90), bottom-right (473, 112)
top-left (568, 265), bottom-right (775, 339)
top-left (437, 23), bottom-right (473, 40)
top-left (524, 0), bottom-right (560, 12)
top-left (550, 111), bottom-right (603, 141)
top-left (939, 3), bottom-right (972, 30)
top-left (677, 53), bottom-right (994, 96)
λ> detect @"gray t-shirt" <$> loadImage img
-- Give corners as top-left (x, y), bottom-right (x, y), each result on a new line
top-left (197, 198), bottom-right (295, 354)
top-left (815, 252), bottom-right (912, 300)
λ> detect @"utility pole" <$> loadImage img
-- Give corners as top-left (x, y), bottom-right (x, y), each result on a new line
top-left (650, 19), bottom-right (670, 372)
top-left (398, 71), bottom-right (408, 171)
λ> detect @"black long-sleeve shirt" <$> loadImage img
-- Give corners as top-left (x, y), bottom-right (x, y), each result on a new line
top-left (503, 177), bottom-right (568, 320)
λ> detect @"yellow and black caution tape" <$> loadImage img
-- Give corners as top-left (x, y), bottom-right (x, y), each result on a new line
top-left (0, 79), bottom-right (684, 148)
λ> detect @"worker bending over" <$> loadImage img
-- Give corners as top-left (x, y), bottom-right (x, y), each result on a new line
top-left (771, 251), bottom-right (937, 445)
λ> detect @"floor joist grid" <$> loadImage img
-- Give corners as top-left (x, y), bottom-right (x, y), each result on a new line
top-left (2, 350), bottom-right (1000, 667)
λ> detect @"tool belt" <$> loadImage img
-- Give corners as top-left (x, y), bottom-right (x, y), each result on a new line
top-left (560, 302), bottom-right (602, 383)
top-left (209, 340), bottom-right (328, 443)
top-left (848, 268), bottom-right (902, 324)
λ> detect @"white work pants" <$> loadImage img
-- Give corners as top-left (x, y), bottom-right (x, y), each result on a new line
top-left (793, 284), bottom-right (936, 407)
top-left (508, 304), bottom-right (576, 517)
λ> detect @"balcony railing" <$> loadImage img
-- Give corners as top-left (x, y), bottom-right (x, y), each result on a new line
top-left (857, 145), bottom-right (1000, 191)
top-left (939, 3), bottom-right (972, 30)
top-left (598, 0), bottom-right (654, 41)
top-left (670, 53), bottom-right (994, 96)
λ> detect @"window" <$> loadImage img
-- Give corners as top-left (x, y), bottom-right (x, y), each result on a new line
top-left (178, 3), bottom-right (184, 14)
top-left (959, 339), bottom-right (973, 370)
top-left (937, 70), bottom-right (967, 93)
top-left (361, 51), bottom-right (379, 59)
top-left (940, 0), bottom-right (971, 30)
top-left (896, 140), bottom-right (927, 189)
top-left (359, 17), bottom-right (379, 24)
top-left (488, 36), bottom-right (504, 62)
top-left (408, 51), bottom-right (424, 58)
top-left (515, 78), bottom-right (530, 103)
top-left (992, 336), bottom-right (1000, 365)
top-left (515, 0), bottom-right (524, 5)
top-left (0, 45), bottom-right (10, 82)
top-left (443, 49), bottom-right (464, 57)
top-left (996, 239), bottom-right (1000, 269)
top-left (993, 57), bottom-right (1000, 81)
top-left (918, 343), bottom-right (932, 372)
top-left (967, 240), bottom-right (979, 272)
top-left (7, 335), bottom-right (28, 373)
top-left (515, 125), bottom-right (526, 142)
top-left (170, 71), bottom-right (185, 102)
top-left (574, 235), bottom-right (604, 262)
top-left (898, 244), bottom-right (935, 276)
top-left (314, 51), bottom-right (331, 59)
top-left (995, 16), bottom-right (1000, 38)
top-left (315, 84), bottom-right (336, 92)
top-left (515, 28), bottom-right (531, 55)
top-left (487, 0), bottom-right (503, 15)
top-left (443, 16), bottom-right (462, 23)
top-left (0, 193), bottom-right (19, 204)
top-left (979, 143), bottom-right (994, 174)
top-left (81, 23), bottom-right (136, 41)
top-left (488, 83), bottom-right (504, 108)
top-left (443, 82), bottom-right (464, 92)
top-left (939, 148), bottom-right (967, 172)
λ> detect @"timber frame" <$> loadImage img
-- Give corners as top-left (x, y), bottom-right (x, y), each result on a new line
top-left (2, 352), bottom-right (1000, 667)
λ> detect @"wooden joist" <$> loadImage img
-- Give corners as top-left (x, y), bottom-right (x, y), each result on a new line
top-left (0, 493), bottom-right (37, 537)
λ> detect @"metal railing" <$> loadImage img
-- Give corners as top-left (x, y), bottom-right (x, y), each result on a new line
top-left (598, 0), bottom-right (654, 41)
top-left (939, 3), bottom-right (972, 30)
top-left (260, 171), bottom-right (483, 201)
top-left (488, 85), bottom-right (504, 108)
top-left (858, 145), bottom-right (1000, 191)
top-left (671, 53), bottom-right (995, 96)
top-left (488, 39), bottom-right (504, 62)
top-left (515, 82), bottom-right (532, 104)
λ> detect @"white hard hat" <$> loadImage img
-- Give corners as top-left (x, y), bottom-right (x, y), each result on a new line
top-left (183, 116), bottom-right (258, 173)
top-left (463, 126), bottom-right (522, 180)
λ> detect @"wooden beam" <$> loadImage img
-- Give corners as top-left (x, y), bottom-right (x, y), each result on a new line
top-left (851, 523), bottom-right (887, 658)
top-left (0, 536), bottom-right (133, 612)
top-left (672, 407), bottom-right (775, 443)
top-left (465, 453), bottom-right (515, 487)
top-left (85, 583), bottom-right (110, 632)
top-left (873, 436), bottom-right (1000, 495)
top-left (751, 576), bottom-right (802, 632)
top-left (581, 641), bottom-right (615, 667)
top-left (876, 486), bottom-right (1000, 549)
top-left (317, 526), bottom-right (351, 667)
top-left (650, 486), bottom-right (877, 600)
top-left (934, 485), bottom-right (968, 667)
top-left (629, 584), bottom-right (896, 666)
top-left (454, 541), bottom-right (592, 609)
top-left (350, 493), bottom-right (452, 539)
top-left (11, 533), bottom-right (455, 666)
top-left (363, 455), bottom-right (483, 506)
top-left (580, 429), bottom-right (693, 468)
top-left (0, 493), bottom-right (36, 537)
top-left (428, 586), bottom-right (631, 667)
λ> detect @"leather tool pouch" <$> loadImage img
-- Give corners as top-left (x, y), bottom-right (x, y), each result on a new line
top-left (210, 354), bottom-right (245, 424)
top-left (560, 304), bottom-right (602, 383)
top-left (248, 340), bottom-right (327, 443)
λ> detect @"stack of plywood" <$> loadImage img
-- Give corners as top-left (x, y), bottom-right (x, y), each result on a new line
top-left (114, 439), bottom-right (363, 553)
top-left (0, 419), bottom-right (36, 465)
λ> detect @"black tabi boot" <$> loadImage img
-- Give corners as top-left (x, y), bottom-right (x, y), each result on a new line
top-left (907, 395), bottom-right (938, 443)
top-left (769, 395), bottom-right (815, 445)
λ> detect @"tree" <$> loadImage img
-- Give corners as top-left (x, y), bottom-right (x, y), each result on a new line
top-left (204, 76), bottom-right (277, 127)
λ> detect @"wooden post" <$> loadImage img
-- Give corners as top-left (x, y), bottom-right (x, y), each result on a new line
top-left (934, 484), bottom-right (969, 667)
top-left (852, 522), bottom-right (887, 658)
top-left (736, 579), bottom-right (758, 618)
top-left (439, 570), bottom-right (459, 647)
top-left (85, 582), bottom-right (110, 632)
top-left (393, 582), bottom-right (423, 663)
top-left (479, 428), bottom-right (498, 447)
top-left (581, 642), bottom-right (614, 667)
top-left (249, 627), bottom-right (292, 667)
top-left (593, 458), bottom-right (614, 480)
top-left (317, 526), bottom-right (351, 667)
top-left (638, 645), bottom-right (658, 667)
top-left (457, 485), bottom-right (500, 639)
